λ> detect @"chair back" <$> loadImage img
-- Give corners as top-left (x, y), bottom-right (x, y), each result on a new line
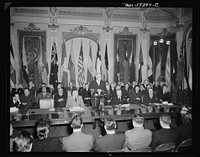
top-left (175, 138), bottom-right (192, 152)
top-left (39, 98), bottom-right (54, 109)
top-left (154, 142), bottom-right (176, 152)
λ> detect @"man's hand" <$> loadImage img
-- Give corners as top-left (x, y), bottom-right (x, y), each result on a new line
top-left (58, 98), bottom-right (64, 102)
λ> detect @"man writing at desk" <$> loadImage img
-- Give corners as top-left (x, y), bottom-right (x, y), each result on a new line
top-left (66, 87), bottom-right (85, 110)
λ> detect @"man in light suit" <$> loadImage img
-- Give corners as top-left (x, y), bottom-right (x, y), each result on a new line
top-left (93, 117), bottom-right (125, 152)
top-left (62, 115), bottom-right (94, 152)
top-left (123, 115), bottom-right (152, 151)
top-left (66, 87), bottom-right (85, 110)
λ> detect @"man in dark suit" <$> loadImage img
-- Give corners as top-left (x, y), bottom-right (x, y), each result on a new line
top-left (129, 85), bottom-right (142, 104)
top-left (110, 89), bottom-right (128, 105)
top-left (149, 114), bottom-right (179, 150)
top-left (89, 73), bottom-right (106, 95)
top-left (62, 115), bottom-right (94, 152)
top-left (159, 85), bottom-right (171, 102)
top-left (142, 88), bottom-right (161, 105)
top-left (123, 115), bottom-right (152, 151)
top-left (32, 117), bottom-right (62, 152)
top-left (66, 87), bottom-right (85, 110)
top-left (54, 87), bottom-right (67, 112)
top-left (94, 117), bottom-right (125, 152)
top-left (35, 85), bottom-right (52, 104)
top-left (10, 92), bottom-right (22, 108)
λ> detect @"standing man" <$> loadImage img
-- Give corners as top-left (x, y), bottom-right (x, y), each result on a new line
top-left (89, 73), bottom-right (106, 110)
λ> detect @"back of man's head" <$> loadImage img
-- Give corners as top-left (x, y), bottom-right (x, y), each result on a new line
top-left (132, 115), bottom-right (144, 127)
top-left (71, 115), bottom-right (83, 129)
top-left (159, 114), bottom-right (171, 126)
top-left (104, 117), bottom-right (117, 131)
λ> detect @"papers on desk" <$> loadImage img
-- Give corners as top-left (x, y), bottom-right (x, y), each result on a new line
top-left (10, 107), bottom-right (18, 113)
top-left (70, 107), bottom-right (85, 112)
top-left (167, 103), bottom-right (173, 106)
top-left (121, 104), bottom-right (130, 108)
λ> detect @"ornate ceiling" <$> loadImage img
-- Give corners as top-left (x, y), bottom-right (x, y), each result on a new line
top-left (11, 7), bottom-right (192, 25)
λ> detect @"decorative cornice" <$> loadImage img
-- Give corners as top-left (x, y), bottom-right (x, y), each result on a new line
top-left (140, 27), bottom-right (150, 34)
top-left (24, 23), bottom-right (40, 31)
top-left (59, 10), bottom-right (103, 17)
top-left (15, 8), bottom-right (48, 14)
top-left (113, 13), bottom-right (140, 20)
top-left (50, 7), bottom-right (57, 16)
top-left (104, 7), bottom-right (115, 19)
top-left (70, 26), bottom-right (92, 34)
top-left (103, 26), bottom-right (113, 32)
top-left (119, 27), bottom-right (132, 35)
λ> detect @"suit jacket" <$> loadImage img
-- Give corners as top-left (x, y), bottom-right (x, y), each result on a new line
top-left (159, 92), bottom-right (171, 102)
top-left (110, 94), bottom-right (128, 105)
top-left (62, 131), bottom-right (94, 152)
top-left (123, 127), bottom-right (152, 151)
top-left (94, 133), bottom-right (125, 152)
top-left (142, 94), bottom-right (161, 105)
top-left (129, 91), bottom-right (142, 104)
top-left (89, 80), bottom-right (106, 93)
top-left (31, 137), bottom-right (63, 152)
top-left (149, 128), bottom-right (179, 150)
top-left (54, 94), bottom-right (67, 108)
top-left (10, 99), bottom-right (21, 108)
top-left (35, 92), bottom-right (52, 103)
top-left (66, 95), bottom-right (85, 109)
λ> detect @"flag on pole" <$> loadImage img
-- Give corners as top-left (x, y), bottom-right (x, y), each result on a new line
top-left (22, 37), bottom-right (28, 74)
top-left (34, 60), bottom-right (39, 90)
top-left (49, 40), bottom-right (58, 88)
top-left (165, 44), bottom-right (171, 90)
top-left (68, 40), bottom-right (76, 86)
top-left (87, 41), bottom-right (94, 83)
top-left (10, 40), bottom-right (16, 88)
top-left (116, 52), bottom-right (120, 82)
top-left (61, 40), bottom-right (68, 87)
top-left (104, 42), bottom-right (109, 81)
top-left (42, 39), bottom-right (49, 75)
top-left (78, 41), bottom-right (85, 86)
top-left (138, 42), bottom-right (143, 84)
top-left (95, 43), bottom-right (102, 75)
top-left (186, 40), bottom-right (192, 91)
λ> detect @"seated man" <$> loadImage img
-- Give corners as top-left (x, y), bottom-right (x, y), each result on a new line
top-left (66, 87), bottom-right (85, 110)
top-left (110, 89), bottom-right (128, 105)
top-left (149, 114), bottom-right (179, 150)
top-left (35, 85), bottom-right (52, 105)
top-left (94, 117), bottom-right (125, 152)
top-left (129, 85), bottom-right (142, 104)
top-left (142, 88), bottom-right (161, 105)
top-left (79, 83), bottom-right (91, 106)
top-left (54, 87), bottom-right (67, 112)
top-left (62, 115), bottom-right (94, 152)
top-left (13, 130), bottom-right (33, 152)
top-left (10, 92), bottom-right (22, 108)
top-left (31, 117), bottom-right (62, 152)
top-left (19, 88), bottom-right (35, 114)
top-left (123, 115), bottom-right (152, 151)
top-left (158, 85), bottom-right (171, 102)
top-left (174, 106), bottom-right (192, 143)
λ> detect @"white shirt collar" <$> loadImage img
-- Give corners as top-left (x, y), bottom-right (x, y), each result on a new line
top-left (73, 128), bottom-right (82, 132)
top-left (106, 130), bottom-right (115, 134)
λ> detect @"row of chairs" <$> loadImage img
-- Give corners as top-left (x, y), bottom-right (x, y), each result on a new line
top-left (107, 138), bottom-right (192, 152)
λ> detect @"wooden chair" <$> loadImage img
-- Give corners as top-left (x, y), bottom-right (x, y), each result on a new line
top-left (175, 138), bottom-right (192, 152)
top-left (154, 142), bottom-right (176, 152)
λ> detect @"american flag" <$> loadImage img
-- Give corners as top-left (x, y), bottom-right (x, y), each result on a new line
top-left (78, 42), bottom-right (85, 86)
top-left (165, 44), bottom-right (171, 90)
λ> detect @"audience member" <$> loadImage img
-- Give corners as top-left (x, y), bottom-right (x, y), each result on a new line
top-left (10, 122), bottom-right (14, 152)
top-left (28, 81), bottom-right (37, 98)
top-left (159, 85), bottom-right (171, 102)
top-left (94, 117), bottom-right (125, 152)
top-left (174, 106), bottom-right (192, 143)
top-left (35, 85), bottom-right (52, 104)
top-left (79, 83), bottom-right (91, 106)
top-left (13, 130), bottom-right (33, 152)
top-left (19, 88), bottom-right (35, 114)
top-left (10, 92), bottom-right (22, 108)
top-left (129, 85), bottom-right (142, 104)
top-left (66, 82), bottom-right (74, 96)
top-left (142, 88), bottom-right (161, 105)
top-left (123, 115), bottom-right (152, 151)
top-left (149, 114), bottom-right (179, 150)
top-left (66, 87), bottom-right (85, 110)
top-left (62, 115), bottom-right (94, 152)
top-left (54, 87), bottom-right (67, 112)
top-left (31, 117), bottom-right (62, 152)
top-left (153, 80), bottom-right (162, 98)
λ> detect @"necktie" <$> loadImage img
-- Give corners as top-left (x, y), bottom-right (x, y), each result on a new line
top-left (75, 97), bottom-right (77, 102)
